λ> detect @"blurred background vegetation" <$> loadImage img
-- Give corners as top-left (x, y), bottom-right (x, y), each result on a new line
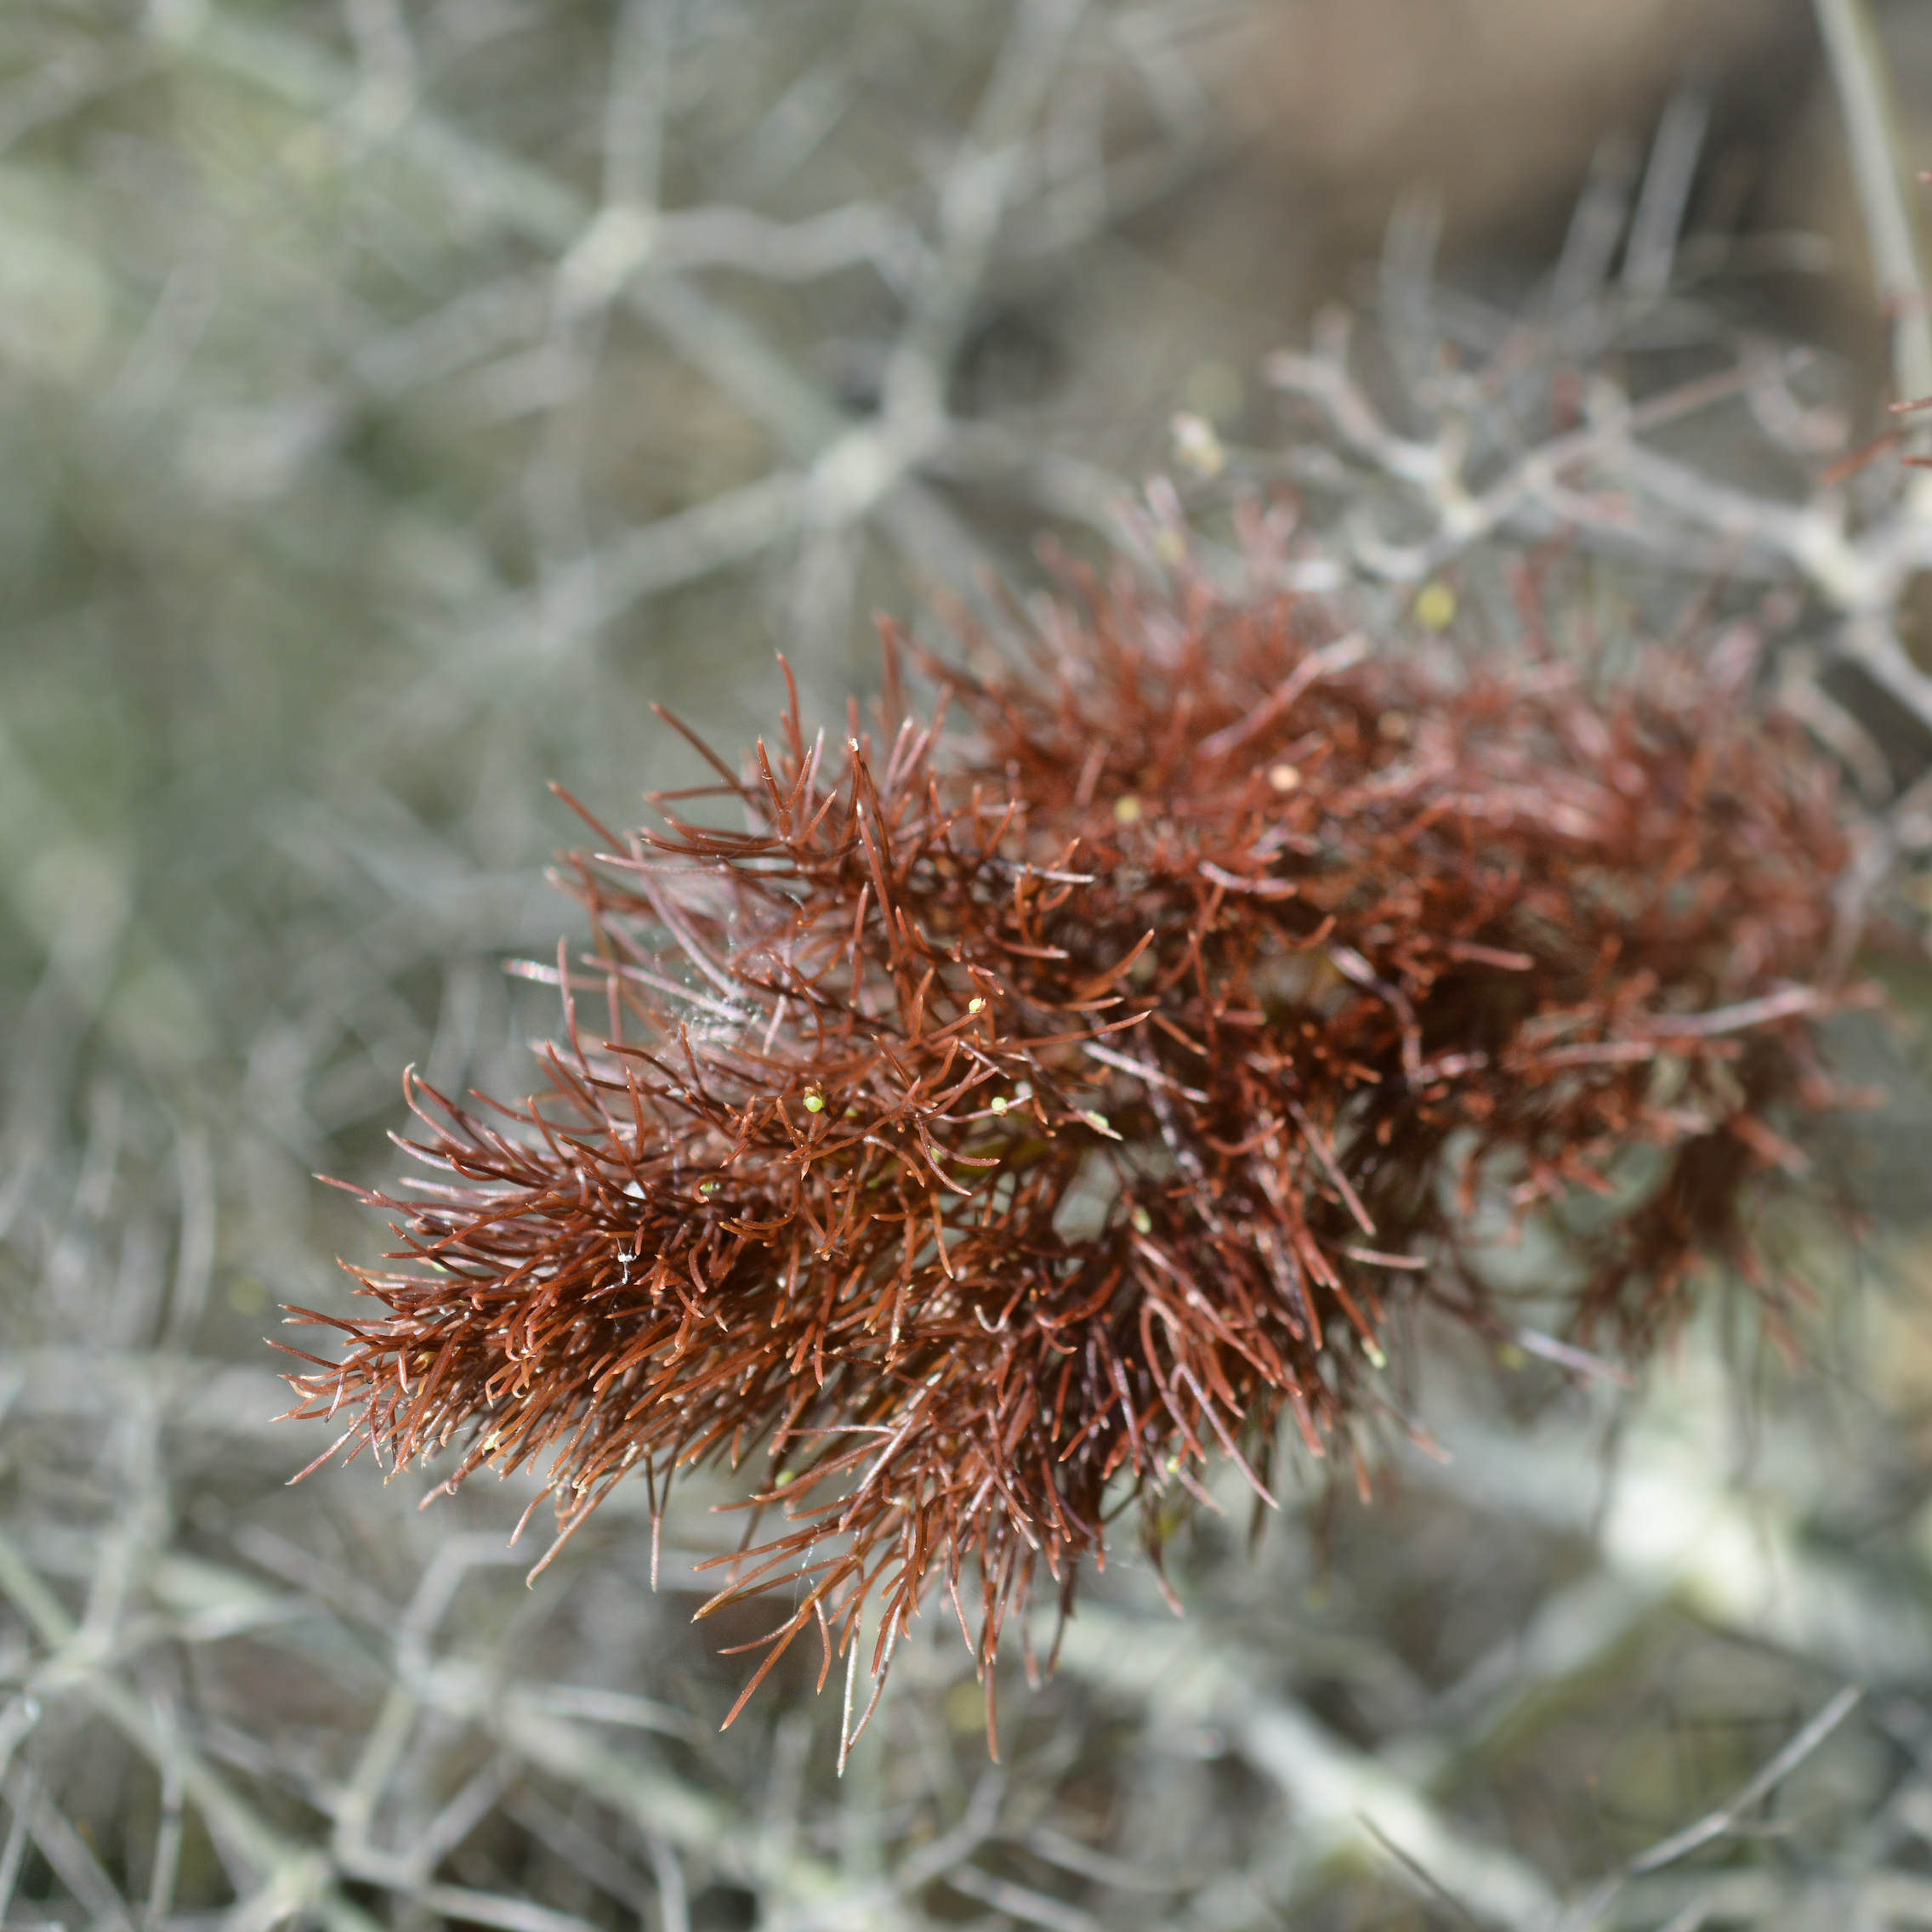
top-left (4, 1), bottom-right (1932, 1927)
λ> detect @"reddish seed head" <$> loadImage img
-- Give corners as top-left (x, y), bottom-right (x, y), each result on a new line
top-left (282, 543), bottom-right (1861, 1746)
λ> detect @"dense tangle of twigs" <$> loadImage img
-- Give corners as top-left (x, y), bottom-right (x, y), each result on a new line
top-left (286, 534), bottom-right (1862, 1744)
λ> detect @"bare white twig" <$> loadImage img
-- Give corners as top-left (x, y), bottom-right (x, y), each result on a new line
top-left (1628, 1685), bottom-right (1865, 1875)
top-left (1814, 0), bottom-right (1932, 406)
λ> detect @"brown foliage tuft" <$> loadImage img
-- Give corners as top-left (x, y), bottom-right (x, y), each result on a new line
top-left (284, 542), bottom-right (1863, 1746)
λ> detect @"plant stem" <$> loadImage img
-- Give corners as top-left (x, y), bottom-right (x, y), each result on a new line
top-left (1814, 0), bottom-right (1932, 405)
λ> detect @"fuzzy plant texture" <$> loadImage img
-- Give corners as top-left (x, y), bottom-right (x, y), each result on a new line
top-left (287, 534), bottom-right (1866, 1743)
top-left (14, 0), bottom-right (1932, 1926)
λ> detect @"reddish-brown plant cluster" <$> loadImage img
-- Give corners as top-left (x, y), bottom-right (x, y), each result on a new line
top-left (285, 540), bottom-right (1861, 1746)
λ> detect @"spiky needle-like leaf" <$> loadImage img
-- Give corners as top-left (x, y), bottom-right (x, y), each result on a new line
top-left (285, 539), bottom-right (1861, 1738)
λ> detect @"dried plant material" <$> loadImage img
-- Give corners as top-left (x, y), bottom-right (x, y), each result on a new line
top-left (284, 541), bottom-right (1863, 1740)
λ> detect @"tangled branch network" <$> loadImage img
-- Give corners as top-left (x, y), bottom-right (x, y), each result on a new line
top-left (287, 527), bottom-right (1865, 1747)
top-left (1247, 162), bottom-right (1932, 808)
